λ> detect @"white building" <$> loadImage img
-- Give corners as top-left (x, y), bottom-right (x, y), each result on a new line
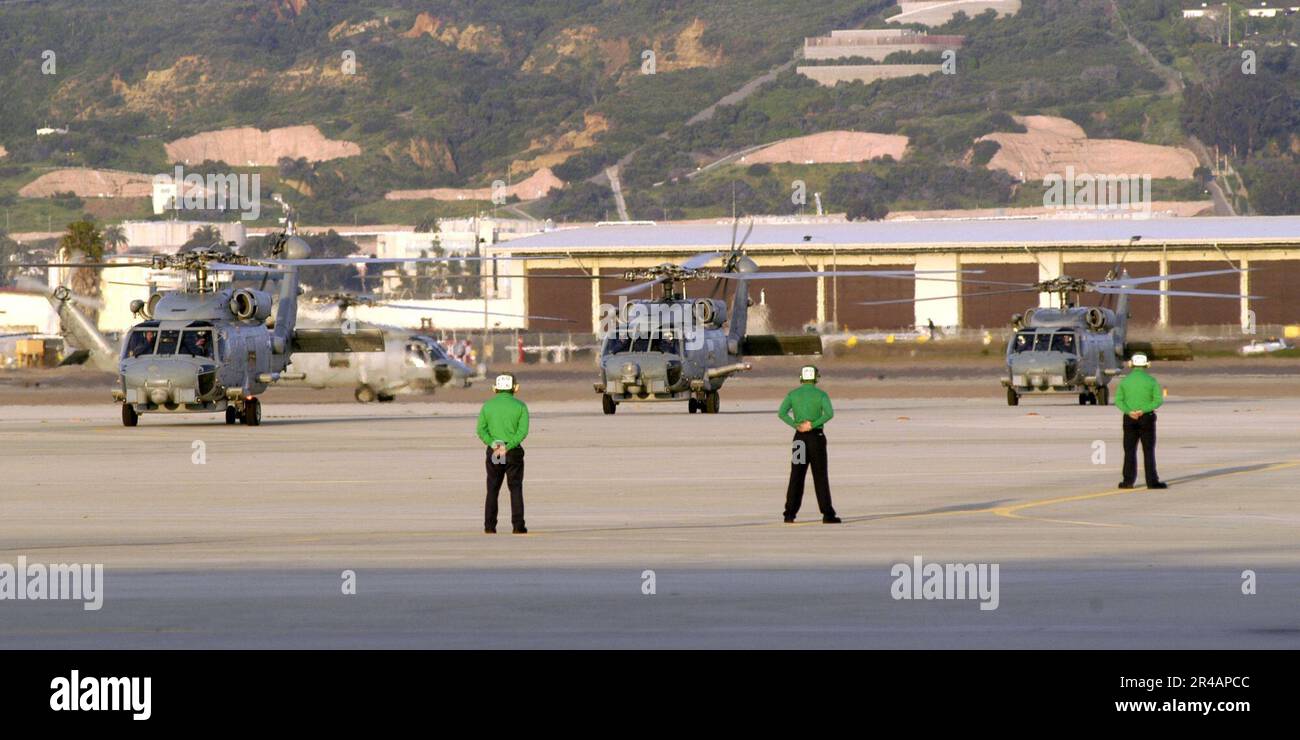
top-left (121, 220), bottom-right (247, 253)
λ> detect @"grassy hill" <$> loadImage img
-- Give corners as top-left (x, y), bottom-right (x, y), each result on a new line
top-left (0, 0), bottom-right (1294, 230)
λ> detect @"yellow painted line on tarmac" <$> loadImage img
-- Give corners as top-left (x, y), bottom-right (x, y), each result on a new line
top-left (987, 459), bottom-right (1300, 528)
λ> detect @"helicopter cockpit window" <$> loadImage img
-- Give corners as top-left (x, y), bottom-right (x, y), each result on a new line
top-left (154, 330), bottom-right (181, 356)
top-left (405, 343), bottom-right (430, 367)
top-left (1012, 332), bottom-right (1035, 353)
top-left (1051, 332), bottom-right (1077, 354)
top-left (123, 330), bottom-right (158, 358)
top-left (603, 335), bottom-right (632, 355)
top-left (655, 335), bottom-right (680, 355)
top-left (1032, 333), bottom-right (1055, 352)
top-left (179, 330), bottom-right (214, 359)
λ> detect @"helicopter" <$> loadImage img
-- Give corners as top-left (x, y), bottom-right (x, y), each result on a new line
top-left (594, 221), bottom-right (979, 414)
top-left (288, 292), bottom-right (573, 402)
top-left (14, 223), bottom-right (545, 426)
top-left (859, 242), bottom-right (1256, 406)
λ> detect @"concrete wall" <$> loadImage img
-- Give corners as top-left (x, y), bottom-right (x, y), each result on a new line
top-left (797, 64), bottom-right (942, 85)
top-left (803, 43), bottom-right (957, 61)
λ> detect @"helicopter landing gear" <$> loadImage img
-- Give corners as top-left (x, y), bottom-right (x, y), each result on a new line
top-left (376, 392), bottom-right (395, 403)
top-left (602, 394), bottom-right (617, 415)
top-left (687, 398), bottom-right (698, 414)
top-left (243, 397), bottom-right (262, 426)
top-left (1095, 385), bottom-right (1110, 406)
top-left (704, 391), bottom-right (721, 414)
top-left (225, 405), bottom-right (240, 425)
top-left (1079, 392), bottom-right (1091, 405)
top-left (354, 385), bottom-right (377, 403)
top-left (1006, 388), bottom-right (1019, 406)
top-left (121, 403), bottom-right (139, 427)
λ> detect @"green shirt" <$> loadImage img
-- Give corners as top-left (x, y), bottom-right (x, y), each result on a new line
top-left (1114, 368), bottom-right (1164, 415)
top-left (778, 383), bottom-right (834, 430)
top-left (476, 392), bottom-right (529, 450)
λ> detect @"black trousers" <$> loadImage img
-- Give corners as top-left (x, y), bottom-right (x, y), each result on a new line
top-left (785, 429), bottom-right (836, 519)
top-left (485, 446), bottom-right (525, 529)
top-left (1121, 413), bottom-right (1160, 486)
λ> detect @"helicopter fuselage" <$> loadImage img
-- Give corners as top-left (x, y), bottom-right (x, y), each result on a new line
top-left (1002, 306), bottom-right (1123, 403)
top-left (284, 328), bottom-right (474, 402)
top-left (594, 296), bottom-right (748, 410)
top-left (112, 287), bottom-right (292, 415)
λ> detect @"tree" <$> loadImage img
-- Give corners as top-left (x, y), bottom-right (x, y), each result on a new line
top-left (0, 230), bottom-right (19, 284)
top-left (181, 224), bottom-right (224, 252)
top-left (103, 223), bottom-right (127, 254)
top-left (57, 220), bottom-right (105, 319)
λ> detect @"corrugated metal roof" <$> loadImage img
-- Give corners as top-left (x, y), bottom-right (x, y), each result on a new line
top-left (503, 216), bottom-right (1300, 252)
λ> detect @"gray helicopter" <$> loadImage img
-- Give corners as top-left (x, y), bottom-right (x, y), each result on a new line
top-left (595, 222), bottom-right (976, 413)
top-left (288, 292), bottom-right (571, 402)
top-left (17, 228), bottom-right (539, 425)
top-left (861, 251), bottom-right (1255, 406)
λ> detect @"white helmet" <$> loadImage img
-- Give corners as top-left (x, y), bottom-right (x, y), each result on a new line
top-left (494, 373), bottom-right (517, 392)
top-left (1130, 353), bottom-right (1150, 367)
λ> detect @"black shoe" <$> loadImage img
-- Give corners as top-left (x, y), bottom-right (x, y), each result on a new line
top-left (1147, 482), bottom-right (1168, 490)
top-left (484, 527), bottom-right (496, 534)
top-left (822, 516), bottom-right (842, 524)
top-left (783, 517), bottom-right (795, 523)
top-left (1117, 482), bottom-right (1135, 489)
top-left (512, 526), bottom-right (528, 534)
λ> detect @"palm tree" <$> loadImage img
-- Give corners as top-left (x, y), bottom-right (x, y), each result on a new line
top-left (103, 223), bottom-right (127, 254)
top-left (58, 220), bottom-right (105, 322)
top-left (181, 224), bottom-right (223, 252)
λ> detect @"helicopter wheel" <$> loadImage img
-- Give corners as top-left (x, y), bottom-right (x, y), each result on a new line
top-left (354, 385), bottom-right (377, 403)
top-left (1006, 388), bottom-right (1019, 406)
top-left (243, 397), bottom-right (262, 426)
top-left (1079, 392), bottom-right (1090, 406)
top-left (225, 406), bottom-right (240, 425)
top-left (121, 403), bottom-right (139, 427)
top-left (376, 392), bottom-right (395, 403)
top-left (687, 398), bottom-right (698, 414)
top-left (602, 394), bottom-right (617, 415)
top-left (704, 391), bottom-right (720, 414)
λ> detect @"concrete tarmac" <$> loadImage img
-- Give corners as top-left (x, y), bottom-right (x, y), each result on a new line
top-left (1, 391), bottom-right (1298, 648)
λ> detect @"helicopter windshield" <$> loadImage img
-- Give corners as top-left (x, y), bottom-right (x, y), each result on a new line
top-left (630, 336), bottom-right (679, 354)
top-left (1050, 332), bottom-right (1077, 354)
top-left (178, 329), bottom-right (214, 359)
top-left (123, 330), bottom-right (158, 358)
top-left (1011, 332), bottom-right (1035, 353)
top-left (154, 330), bottom-right (181, 356)
top-left (603, 335), bottom-right (632, 355)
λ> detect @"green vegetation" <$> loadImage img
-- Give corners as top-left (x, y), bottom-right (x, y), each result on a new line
top-left (0, 0), bottom-right (1294, 224)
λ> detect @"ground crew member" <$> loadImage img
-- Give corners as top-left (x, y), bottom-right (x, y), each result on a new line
top-left (777, 365), bottom-right (841, 524)
top-left (1114, 353), bottom-right (1167, 490)
top-left (476, 373), bottom-right (529, 533)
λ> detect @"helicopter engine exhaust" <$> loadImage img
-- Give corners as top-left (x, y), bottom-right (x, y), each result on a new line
top-left (1084, 307), bottom-right (1111, 331)
top-left (230, 289), bottom-right (273, 322)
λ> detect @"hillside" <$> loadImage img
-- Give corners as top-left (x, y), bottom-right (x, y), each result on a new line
top-left (0, 0), bottom-right (1295, 231)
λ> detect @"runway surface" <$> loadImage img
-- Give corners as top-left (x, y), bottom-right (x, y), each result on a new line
top-left (2, 392), bottom-right (1298, 648)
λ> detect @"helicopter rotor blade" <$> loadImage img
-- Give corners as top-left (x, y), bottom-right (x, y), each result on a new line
top-left (207, 262), bottom-right (287, 274)
top-left (608, 278), bottom-right (666, 297)
top-left (713, 269), bottom-right (987, 280)
top-left (376, 303), bottom-right (575, 322)
top-left (1094, 268), bottom-right (1248, 288)
top-left (265, 255), bottom-right (562, 267)
top-left (682, 252), bottom-right (724, 270)
top-left (11, 261), bottom-right (152, 269)
top-left (857, 287), bottom-right (1039, 306)
top-left (1094, 287), bottom-right (1259, 300)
